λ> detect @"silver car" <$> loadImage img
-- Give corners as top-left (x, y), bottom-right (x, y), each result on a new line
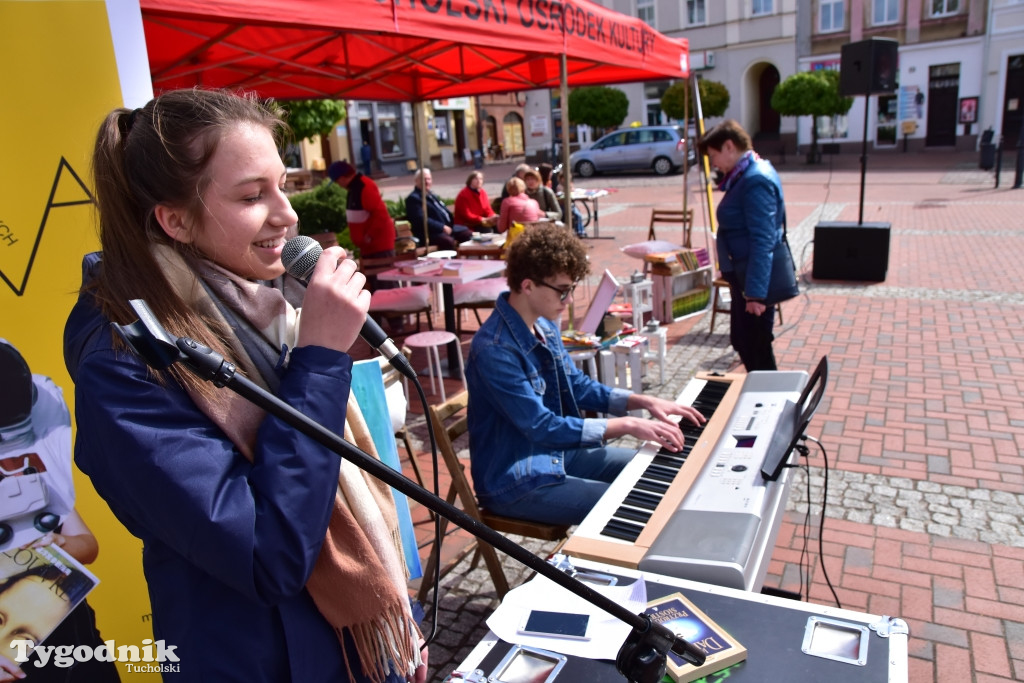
top-left (570, 125), bottom-right (694, 177)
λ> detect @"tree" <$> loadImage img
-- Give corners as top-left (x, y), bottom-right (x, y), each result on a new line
top-left (567, 86), bottom-right (629, 130)
top-left (661, 78), bottom-right (730, 121)
top-left (770, 70), bottom-right (853, 163)
top-left (280, 99), bottom-right (347, 143)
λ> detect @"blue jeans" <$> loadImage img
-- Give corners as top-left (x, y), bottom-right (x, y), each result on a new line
top-left (483, 446), bottom-right (635, 525)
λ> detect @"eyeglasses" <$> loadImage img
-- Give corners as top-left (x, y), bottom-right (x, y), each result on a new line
top-left (536, 280), bottom-right (577, 302)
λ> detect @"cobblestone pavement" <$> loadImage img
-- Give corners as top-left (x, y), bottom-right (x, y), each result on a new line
top-left (376, 150), bottom-right (1024, 682)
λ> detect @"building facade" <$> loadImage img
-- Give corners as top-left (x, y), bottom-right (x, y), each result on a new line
top-left (593, 0), bottom-right (800, 152)
top-left (797, 0), bottom-right (989, 153)
top-left (592, 0), bottom-right (1023, 157)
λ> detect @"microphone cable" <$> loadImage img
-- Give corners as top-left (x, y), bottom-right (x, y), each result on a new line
top-left (800, 434), bottom-right (842, 609)
top-left (408, 372), bottom-right (444, 652)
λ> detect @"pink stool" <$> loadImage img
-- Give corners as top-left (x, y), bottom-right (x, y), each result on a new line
top-left (403, 330), bottom-right (465, 402)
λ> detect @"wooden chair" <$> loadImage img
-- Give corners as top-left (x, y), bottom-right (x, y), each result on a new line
top-left (394, 219), bottom-right (438, 257)
top-left (647, 208), bottom-right (694, 246)
top-left (709, 277), bottom-right (784, 334)
top-left (417, 391), bottom-right (569, 603)
top-left (708, 276), bottom-right (731, 333)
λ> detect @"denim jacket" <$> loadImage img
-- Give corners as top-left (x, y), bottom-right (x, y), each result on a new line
top-left (465, 293), bottom-right (630, 507)
top-left (715, 158), bottom-right (785, 300)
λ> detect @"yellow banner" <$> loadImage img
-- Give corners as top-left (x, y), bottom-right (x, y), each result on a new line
top-left (1, 1), bottom-right (157, 679)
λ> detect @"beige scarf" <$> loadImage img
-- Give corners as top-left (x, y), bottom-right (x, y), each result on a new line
top-left (152, 244), bottom-right (421, 682)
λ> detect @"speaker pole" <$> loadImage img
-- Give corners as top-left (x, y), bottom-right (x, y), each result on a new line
top-left (858, 93), bottom-right (869, 225)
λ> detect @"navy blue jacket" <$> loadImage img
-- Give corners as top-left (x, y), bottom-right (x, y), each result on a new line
top-left (64, 253), bottom-right (361, 682)
top-left (715, 158), bottom-right (786, 301)
top-left (404, 187), bottom-right (453, 243)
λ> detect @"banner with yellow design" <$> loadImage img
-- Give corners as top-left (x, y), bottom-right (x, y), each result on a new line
top-left (0, 1), bottom-right (157, 679)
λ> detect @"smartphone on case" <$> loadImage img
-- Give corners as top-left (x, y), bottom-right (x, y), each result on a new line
top-left (517, 610), bottom-right (591, 640)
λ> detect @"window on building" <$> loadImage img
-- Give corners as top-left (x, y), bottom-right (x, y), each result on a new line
top-left (873, 0), bottom-right (898, 24)
top-left (820, 0), bottom-right (844, 32)
top-left (929, 0), bottom-right (959, 17)
top-left (752, 0), bottom-right (773, 16)
top-left (377, 103), bottom-right (402, 156)
top-left (434, 114), bottom-right (451, 146)
top-left (637, 0), bottom-right (654, 25)
top-left (687, 0), bottom-right (706, 25)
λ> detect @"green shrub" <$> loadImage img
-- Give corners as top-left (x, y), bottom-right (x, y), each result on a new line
top-left (385, 198), bottom-right (406, 220)
top-left (290, 180), bottom-right (348, 236)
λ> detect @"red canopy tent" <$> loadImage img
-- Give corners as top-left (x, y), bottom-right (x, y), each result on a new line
top-left (140, 0), bottom-right (694, 252)
top-left (140, 0), bottom-right (689, 100)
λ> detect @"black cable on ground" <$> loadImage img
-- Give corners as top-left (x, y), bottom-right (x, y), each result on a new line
top-left (806, 434), bottom-right (842, 609)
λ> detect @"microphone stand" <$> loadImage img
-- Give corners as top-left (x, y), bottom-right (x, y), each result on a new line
top-left (115, 299), bottom-right (706, 683)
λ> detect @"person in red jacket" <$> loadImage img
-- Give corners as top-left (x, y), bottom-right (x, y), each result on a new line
top-left (328, 160), bottom-right (396, 289)
top-left (454, 170), bottom-right (498, 232)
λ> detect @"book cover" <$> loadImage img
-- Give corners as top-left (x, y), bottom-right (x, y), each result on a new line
top-left (399, 260), bottom-right (443, 275)
top-left (645, 592), bottom-right (747, 683)
top-left (0, 543), bottom-right (99, 655)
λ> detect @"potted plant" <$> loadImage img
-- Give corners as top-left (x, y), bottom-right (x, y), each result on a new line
top-left (289, 179), bottom-right (352, 250)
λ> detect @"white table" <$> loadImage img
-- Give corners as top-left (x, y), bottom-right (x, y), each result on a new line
top-left (571, 188), bottom-right (611, 239)
top-left (377, 259), bottom-right (506, 378)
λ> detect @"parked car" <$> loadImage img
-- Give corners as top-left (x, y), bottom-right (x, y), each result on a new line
top-left (569, 125), bottom-right (695, 178)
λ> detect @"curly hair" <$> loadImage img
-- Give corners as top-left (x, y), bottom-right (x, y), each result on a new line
top-left (505, 224), bottom-right (590, 293)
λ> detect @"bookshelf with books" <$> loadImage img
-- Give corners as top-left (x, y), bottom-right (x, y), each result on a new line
top-left (646, 247), bottom-right (712, 324)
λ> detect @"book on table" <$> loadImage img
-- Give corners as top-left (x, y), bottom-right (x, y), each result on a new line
top-left (644, 592), bottom-right (747, 682)
top-left (399, 260), bottom-right (443, 276)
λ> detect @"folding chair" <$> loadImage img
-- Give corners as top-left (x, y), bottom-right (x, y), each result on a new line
top-left (647, 208), bottom-right (694, 246)
top-left (417, 391), bottom-right (568, 602)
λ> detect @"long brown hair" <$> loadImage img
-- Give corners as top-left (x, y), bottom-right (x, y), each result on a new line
top-left (89, 88), bottom-right (287, 395)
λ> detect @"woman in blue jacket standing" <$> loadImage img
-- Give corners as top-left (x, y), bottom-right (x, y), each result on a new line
top-left (700, 120), bottom-right (787, 371)
top-left (63, 89), bottom-right (425, 682)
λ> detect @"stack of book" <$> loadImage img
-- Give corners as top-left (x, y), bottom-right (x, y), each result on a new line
top-left (398, 259), bottom-right (443, 276)
top-left (441, 261), bottom-right (463, 277)
top-left (561, 331), bottom-right (603, 352)
top-left (644, 248), bottom-right (709, 276)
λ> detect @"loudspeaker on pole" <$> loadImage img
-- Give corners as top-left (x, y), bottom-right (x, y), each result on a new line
top-left (839, 38), bottom-right (899, 96)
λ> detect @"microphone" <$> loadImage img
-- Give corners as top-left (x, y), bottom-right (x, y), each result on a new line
top-left (281, 236), bottom-right (416, 381)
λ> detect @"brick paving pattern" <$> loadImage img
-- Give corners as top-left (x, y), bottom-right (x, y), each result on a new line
top-left (370, 149), bottom-right (1024, 682)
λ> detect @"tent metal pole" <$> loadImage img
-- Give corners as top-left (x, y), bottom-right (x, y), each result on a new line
top-left (560, 52), bottom-right (572, 228)
top-left (414, 101), bottom-right (430, 249)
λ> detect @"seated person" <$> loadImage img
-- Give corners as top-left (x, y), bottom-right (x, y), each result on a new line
top-left (497, 177), bottom-right (546, 234)
top-left (493, 163), bottom-right (533, 213)
top-left (454, 170), bottom-right (498, 232)
top-left (537, 162), bottom-right (555, 189)
top-left (405, 168), bottom-right (472, 250)
top-left (465, 225), bottom-right (705, 525)
top-left (499, 163), bottom-right (533, 200)
top-left (524, 168), bottom-right (562, 222)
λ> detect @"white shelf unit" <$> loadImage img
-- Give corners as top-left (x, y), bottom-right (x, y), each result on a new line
top-left (651, 266), bottom-right (713, 324)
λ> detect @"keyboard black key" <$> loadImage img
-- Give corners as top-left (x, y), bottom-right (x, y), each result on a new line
top-left (613, 506), bottom-right (653, 523)
top-left (635, 478), bottom-right (669, 495)
top-left (643, 465), bottom-right (677, 483)
top-left (624, 490), bottom-right (662, 510)
top-left (601, 518), bottom-right (644, 541)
